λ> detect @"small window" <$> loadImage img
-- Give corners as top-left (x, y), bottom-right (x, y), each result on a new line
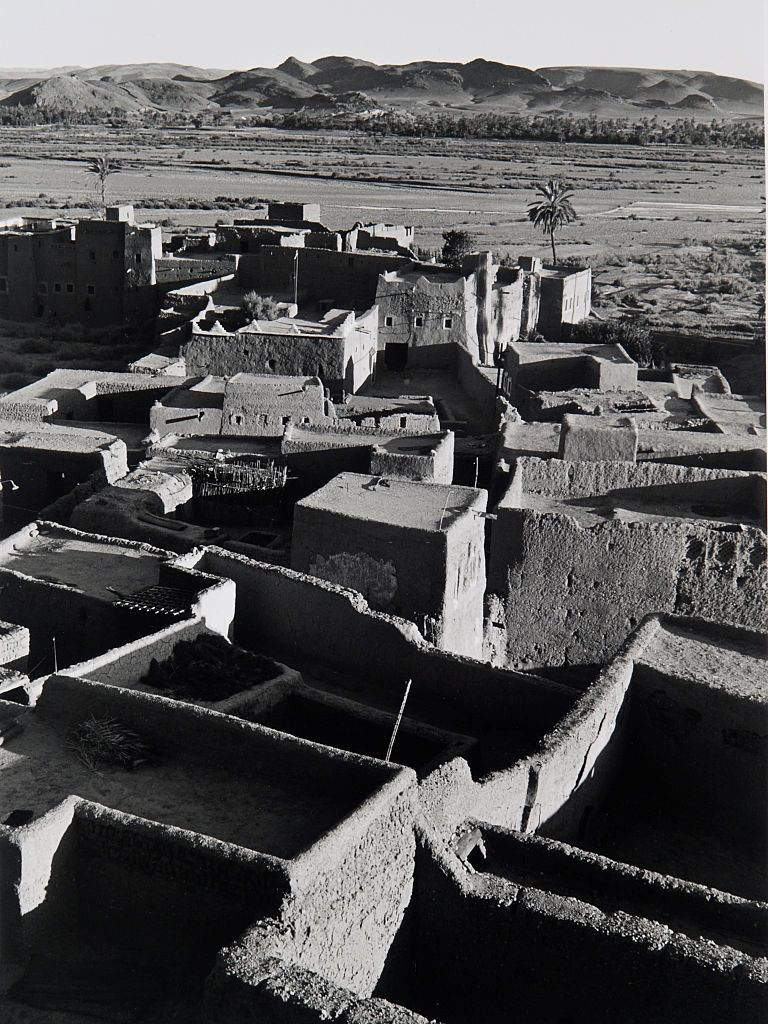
top-left (66, 282), bottom-right (74, 293)
top-left (384, 315), bottom-right (394, 327)
top-left (0, 277), bottom-right (7, 293)
top-left (414, 315), bottom-right (424, 328)
top-left (443, 316), bottom-right (453, 329)
top-left (87, 284), bottom-right (96, 295)
top-left (88, 250), bottom-right (96, 262)
top-left (282, 416), bottom-right (291, 425)
top-left (135, 252), bottom-right (142, 265)
top-left (54, 282), bottom-right (62, 293)
top-left (37, 281), bottom-right (48, 295)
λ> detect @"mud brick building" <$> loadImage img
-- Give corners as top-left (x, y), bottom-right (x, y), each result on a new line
top-left (0, 206), bottom-right (161, 325)
top-left (292, 471), bottom-right (487, 657)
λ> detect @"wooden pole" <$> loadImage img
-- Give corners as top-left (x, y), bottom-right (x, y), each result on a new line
top-left (385, 679), bottom-right (412, 763)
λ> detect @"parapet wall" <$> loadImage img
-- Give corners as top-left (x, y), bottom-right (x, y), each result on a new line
top-left (194, 549), bottom-right (574, 738)
top-left (62, 616), bottom-right (210, 688)
top-left (412, 821), bottom-right (767, 1024)
top-left (488, 460), bottom-right (768, 667)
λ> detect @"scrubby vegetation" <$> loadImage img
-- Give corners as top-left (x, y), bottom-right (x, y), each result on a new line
top-left (68, 714), bottom-right (150, 771)
top-left (242, 292), bottom-right (281, 321)
top-left (441, 230), bottom-right (477, 270)
top-left (568, 317), bottom-right (662, 367)
top-left (0, 104), bottom-right (763, 149)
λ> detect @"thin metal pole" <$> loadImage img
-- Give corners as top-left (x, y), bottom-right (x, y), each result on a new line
top-left (52, 637), bottom-right (58, 673)
top-left (385, 678), bottom-right (412, 763)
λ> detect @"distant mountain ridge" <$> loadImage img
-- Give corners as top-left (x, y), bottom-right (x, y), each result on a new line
top-left (0, 57), bottom-right (761, 118)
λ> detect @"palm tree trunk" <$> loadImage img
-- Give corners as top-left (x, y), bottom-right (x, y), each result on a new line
top-left (550, 228), bottom-right (557, 265)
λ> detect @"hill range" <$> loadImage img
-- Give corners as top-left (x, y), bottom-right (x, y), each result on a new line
top-left (0, 57), bottom-right (762, 118)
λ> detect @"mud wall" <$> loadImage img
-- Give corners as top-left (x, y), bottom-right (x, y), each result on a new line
top-left (205, 953), bottom-right (432, 1023)
top-left (490, 508), bottom-right (766, 668)
top-left (238, 248), bottom-right (408, 309)
top-left (413, 828), bottom-right (766, 1024)
top-left (185, 331), bottom-right (346, 395)
top-left (63, 617), bottom-right (210, 688)
top-left (0, 572), bottom-right (159, 676)
top-left (627, 658), bottom-right (768, 842)
top-left (488, 460), bottom-right (767, 667)
top-left (195, 550), bottom-right (574, 738)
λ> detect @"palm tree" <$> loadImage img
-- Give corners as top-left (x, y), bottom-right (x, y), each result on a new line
top-left (87, 154), bottom-right (121, 212)
top-left (527, 178), bottom-right (577, 265)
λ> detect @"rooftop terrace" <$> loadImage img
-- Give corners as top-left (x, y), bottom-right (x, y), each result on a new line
top-left (297, 472), bottom-right (485, 532)
top-left (0, 525), bottom-right (166, 603)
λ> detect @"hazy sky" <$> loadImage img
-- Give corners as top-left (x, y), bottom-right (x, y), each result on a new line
top-left (1, 0), bottom-right (764, 82)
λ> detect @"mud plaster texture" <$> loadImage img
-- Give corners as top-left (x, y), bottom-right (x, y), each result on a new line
top-left (487, 458), bottom-right (767, 668)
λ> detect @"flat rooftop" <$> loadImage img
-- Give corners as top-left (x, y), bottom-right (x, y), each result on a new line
top-left (695, 393), bottom-right (766, 436)
top-left (0, 369), bottom-right (185, 406)
top-left (297, 472), bottom-right (485, 532)
top-left (636, 620), bottom-right (767, 704)
top-left (382, 265), bottom-right (463, 286)
top-left (237, 313), bottom-right (351, 337)
top-left (227, 372), bottom-right (323, 393)
top-left (359, 369), bottom-right (484, 428)
top-left (165, 435), bottom-right (282, 458)
top-left (342, 394), bottom-right (436, 414)
top-left (284, 425), bottom-right (445, 451)
top-left (0, 526), bottom-right (166, 602)
top-left (0, 422), bottom-right (120, 454)
top-left (511, 342), bottom-right (635, 366)
top-left (0, 709), bottom-right (368, 859)
top-left (161, 376), bottom-right (225, 409)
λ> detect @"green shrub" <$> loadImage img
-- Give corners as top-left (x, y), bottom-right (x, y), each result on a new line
top-left (242, 292), bottom-right (281, 321)
top-left (569, 317), bottom-right (660, 367)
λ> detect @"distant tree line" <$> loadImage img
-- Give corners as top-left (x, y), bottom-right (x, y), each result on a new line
top-left (280, 109), bottom-right (765, 149)
top-left (0, 103), bottom-right (762, 149)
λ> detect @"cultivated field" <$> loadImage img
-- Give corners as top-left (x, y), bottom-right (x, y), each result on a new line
top-left (0, 124), bottom-right (764, 386)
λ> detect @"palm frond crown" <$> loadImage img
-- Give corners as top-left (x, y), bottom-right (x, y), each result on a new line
top-left (526, 177), bottom-right (578, 264)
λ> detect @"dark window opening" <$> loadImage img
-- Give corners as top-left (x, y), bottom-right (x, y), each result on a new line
top-left (87, 285), bottom-right (95, 295)
top-left (414, 315), bottom-right (424, 328)
top-left (384, 315), bottom-right (394, 327)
